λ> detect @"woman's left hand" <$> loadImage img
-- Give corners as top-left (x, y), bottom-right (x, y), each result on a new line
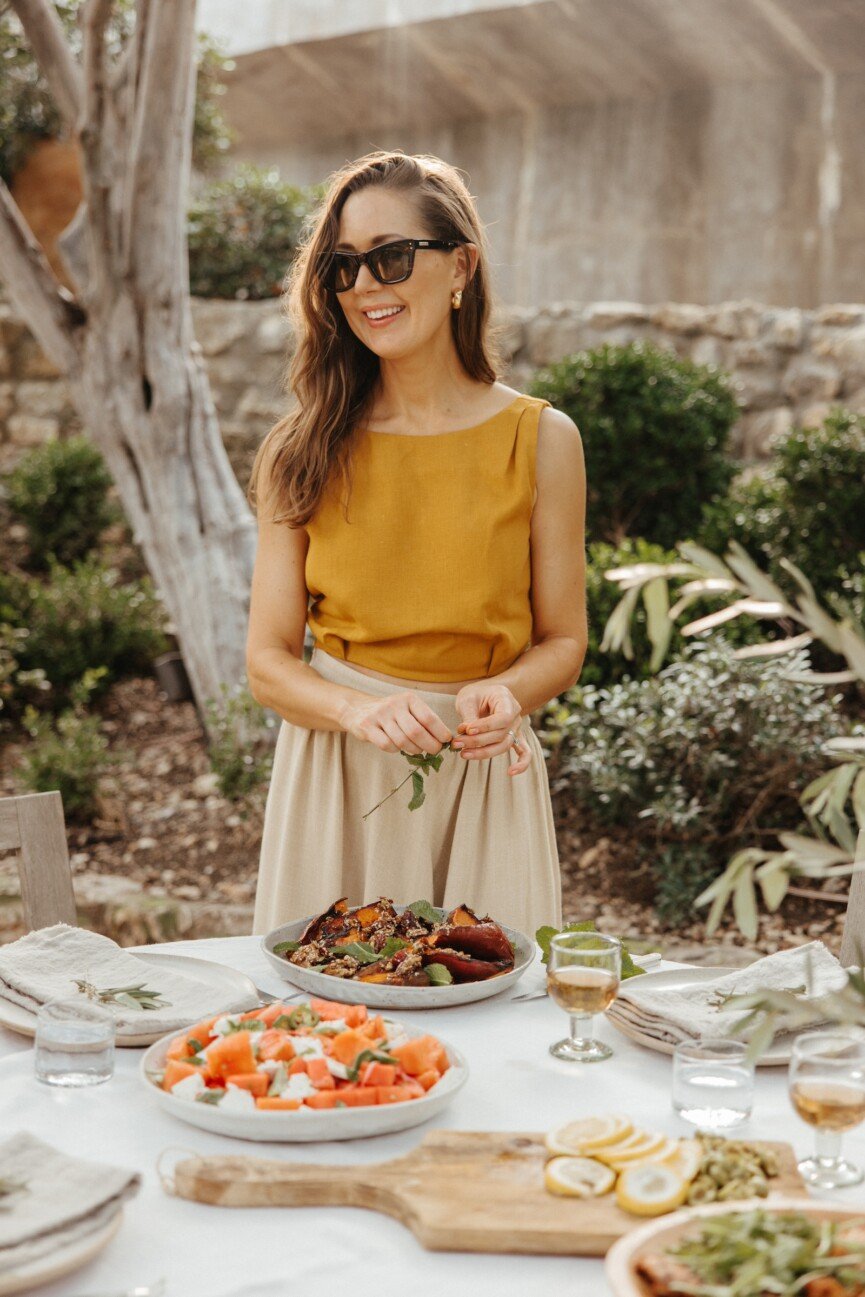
top-left (452, 683), bottom-right (533, 776)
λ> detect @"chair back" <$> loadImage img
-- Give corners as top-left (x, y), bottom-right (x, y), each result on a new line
top-left (840, 827), bottom-right (865, 968)
top-left (0, 792), bottom-right (77, 932)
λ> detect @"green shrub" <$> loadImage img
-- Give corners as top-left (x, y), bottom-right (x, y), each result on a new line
top-left (1, 558), bottom-right (170, 709)
top-left (698, 409), bottom-right (865, 597)
top-left (18, 671), bottom-right (115, 822)
top-left (529, 342), bottom-right (738, 548)
top-left (539, 636), bottom-right (846, 925)
top-left (3, 436), bottom-right (118, 570)
top-left (188, 165), bottom-right (323, 299)
top-left (204, 681), bottom-right (277, 799)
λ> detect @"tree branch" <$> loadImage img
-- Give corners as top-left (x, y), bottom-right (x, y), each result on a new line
top-left (8, 0), bottom-right (83, 131)
top-left (0, 177), bottom-right (84, 373)
top-left (78, 0), bottom-right (117, 292)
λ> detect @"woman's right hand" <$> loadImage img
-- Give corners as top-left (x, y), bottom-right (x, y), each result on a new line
top-left (339, 691), bottom-right (453, 756)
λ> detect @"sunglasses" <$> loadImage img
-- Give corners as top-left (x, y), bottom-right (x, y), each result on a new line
top-left (327, 237), bottom-right (462, 293)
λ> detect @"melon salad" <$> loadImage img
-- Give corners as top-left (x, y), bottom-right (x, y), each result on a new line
top-left (149, 997), bottom-right (451, 1112)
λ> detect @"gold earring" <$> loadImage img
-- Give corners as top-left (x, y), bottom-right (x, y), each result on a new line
top-left (451, 289), bottom-right (463, 310)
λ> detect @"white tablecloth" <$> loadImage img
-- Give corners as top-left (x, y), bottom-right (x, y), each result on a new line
top-left (2, 936), bottom-right (864, 1297)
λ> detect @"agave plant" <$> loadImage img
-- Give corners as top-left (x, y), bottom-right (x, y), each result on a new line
top-left (601, 539), bottom-right (865, 938)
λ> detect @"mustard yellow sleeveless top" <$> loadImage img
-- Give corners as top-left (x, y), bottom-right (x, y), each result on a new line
top-left (305, 393), bottom-right (552, 682)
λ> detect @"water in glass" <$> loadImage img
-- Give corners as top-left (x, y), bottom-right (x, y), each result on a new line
top-left (35, 998), bottom-right (115, 1086)
top-left (672, 1038), bottom-right (754, 1130)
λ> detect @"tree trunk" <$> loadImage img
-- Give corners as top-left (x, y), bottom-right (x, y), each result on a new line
top-left (0, 0), bottom-right (258, 732)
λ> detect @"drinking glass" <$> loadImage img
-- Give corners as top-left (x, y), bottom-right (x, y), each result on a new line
top-left (788, 1030), bottom-right (865, 1188)
top-left (34, 998), bottom-right (115, 1086)
top-left (672, 1038), bottom-right (754, 1131)
top-left (547, 931), bottom-right (621, 1062)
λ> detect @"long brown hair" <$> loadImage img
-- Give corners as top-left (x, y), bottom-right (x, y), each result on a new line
top-left (247, 149), bottom-right (505, 526)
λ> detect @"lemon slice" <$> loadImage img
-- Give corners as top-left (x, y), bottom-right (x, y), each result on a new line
top-left (603, 1131), bottom-right (667, 1164)
top-left (659, 1138), bottom-right (702, 1183)
top-left (606, 1138), bottom-right (680, 1172)
top-left (592, 1128), bottom-right (651, 1162)
top-left (615, 1163), bottom-right (688, 1216)
top-left (544, 1115), bottom-right (633, 1157)
top-left (544, 1156), bottom-right (616, 1198)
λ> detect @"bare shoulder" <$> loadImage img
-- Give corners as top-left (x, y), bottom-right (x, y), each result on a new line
top-left (535, 404), bottom-right (585, 486)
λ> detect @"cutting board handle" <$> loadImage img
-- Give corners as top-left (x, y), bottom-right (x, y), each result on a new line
top-left (174, 1153), bottom-right (405, 1212)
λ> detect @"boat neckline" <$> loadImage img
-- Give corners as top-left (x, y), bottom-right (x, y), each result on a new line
top-left (360, 393), bottom-right (528, 439)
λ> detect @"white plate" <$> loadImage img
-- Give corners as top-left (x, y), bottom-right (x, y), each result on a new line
top-left (606, 966), bottom-right (792, 1066)
top-left (0, 952), bottom-right (260, 1048)
top-left (141, 1018), bottom-right (468, 1141)
top-left (0, 1209), bottom-right (122, 1296)
top-left (261, 909), bottom-right (535, 1009)
top-left (605, 1197), bottom-right (861, 1297)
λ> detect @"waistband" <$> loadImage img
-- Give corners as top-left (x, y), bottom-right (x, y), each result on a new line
top-left (310, 647), bottom-right (463, 725)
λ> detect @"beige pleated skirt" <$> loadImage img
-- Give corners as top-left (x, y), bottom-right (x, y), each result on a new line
top-left (252, 648), bottom-right (562, 939)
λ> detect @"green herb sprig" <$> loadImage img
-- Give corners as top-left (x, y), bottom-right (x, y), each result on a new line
top-left (73, 979), bottom-right (171, 1011)
top-left (535, 921), bottom-right (646, 980)
top-left (363, 743), bottom-right (455, 820)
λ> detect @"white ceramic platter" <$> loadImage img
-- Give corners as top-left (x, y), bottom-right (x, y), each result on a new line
top-left (0, 951), bottom-right (260, 1048)
top-left (261, 909), bottom-right (535, 1009)
top-left (605, 1197), bottom-right (865, 1297)
top-left (606, 966), bottom-right (792, 1066)
top-left (141, 1019), bottom-right (468, 1142)
top-left (0, 1209), bottom-right (122, 1296)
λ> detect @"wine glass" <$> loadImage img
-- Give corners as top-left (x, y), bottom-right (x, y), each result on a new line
top-left (547, 931), bottom-right (622, 1063)
top-left (788, 1030), bottom-right (865, 1188)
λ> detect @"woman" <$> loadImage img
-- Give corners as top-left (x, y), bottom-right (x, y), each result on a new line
top-left (246, 150), bottom-right (587, 938)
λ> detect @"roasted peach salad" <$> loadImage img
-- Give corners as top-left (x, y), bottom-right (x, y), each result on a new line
top-left (147, 997), bottom-right (451, 1112)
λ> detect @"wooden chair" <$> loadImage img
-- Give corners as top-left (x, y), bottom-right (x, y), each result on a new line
top-left (0, 792), bottom-right (77, 932)
top-left (840, 826), bottom-right (865, 968)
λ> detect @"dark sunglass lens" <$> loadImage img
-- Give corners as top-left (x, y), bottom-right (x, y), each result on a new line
top-left (331, 255), bottom-right (357, 292)
top-left (371, 244), bottom-right (412, 283)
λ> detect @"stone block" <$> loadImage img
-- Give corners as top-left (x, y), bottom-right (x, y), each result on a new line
top-left (814, 305), bottom-right (865, 327)
top-left (812, 323), bottom-right (865, 384)
top-left (583, 301), bottom-right (651, 329)
top-left (192, 299), bottom-right (256, 356)
top-left (14, 379), bottom-right (69, 418)
top-left (798, 402), bottom-right (834, 429)
top-left (688, 335), bottom-right (724, 368)
top-left (704, 300), bottom-right (763, 340)
top-left (6, 413), bottom-right (59, 445)
top-left (730, 339), bottom-right (778, 368)
top-left (525, 310), bottom-right (587, 365)
top-left (763, 308), bottom-right (806, 349)
top-left (730, 369), bottom-right (782, 412)
top-left (649, 303), bottom-right (707, 334)
top-left (255, 311), bottom-right (292, 354)
top-left (782, 355), bottom-right (842, 401)
top-left (735, 406), bottom-right (794, 459)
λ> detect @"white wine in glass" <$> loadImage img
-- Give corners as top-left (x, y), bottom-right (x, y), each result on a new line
top-left (788, 1031), bottom-right (865, 1188)
top-left (547, 932), bottom-right (622, 1063)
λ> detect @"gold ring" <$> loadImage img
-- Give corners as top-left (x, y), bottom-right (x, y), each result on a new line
top-left (508, 728), bottom-right (524, 750)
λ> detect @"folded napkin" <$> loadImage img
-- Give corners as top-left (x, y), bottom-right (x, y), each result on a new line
top-left (607, 941), bottom-right (847, 1048)
top-left (0, 1132), bottom-right (140, 1275)
top-left (0, 924), bottom-right (257, 1039)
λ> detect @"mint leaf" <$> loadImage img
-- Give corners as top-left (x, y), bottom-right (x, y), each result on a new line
top-left (273, 940), bottom-right (300, 955)
top-left (424, 962), bottom-right (454, 986)
top-left (408, 900), bottom-right (442, 925)
top-left (408, 770), bottom-right (425, 811)
top-left (331, 941), bottom-right (378, 964)
top-left (377, 936), bottom-right (410, 961)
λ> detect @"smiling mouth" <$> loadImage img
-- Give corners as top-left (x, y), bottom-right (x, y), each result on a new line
top-left (363, 306), bottom-right (406, 322)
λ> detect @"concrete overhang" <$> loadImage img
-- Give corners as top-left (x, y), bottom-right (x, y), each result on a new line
top-left (203, 0), bottom-right (865, 152)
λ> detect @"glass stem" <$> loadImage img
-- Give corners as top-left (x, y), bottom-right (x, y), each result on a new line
top-left (569, 1014), bottom-right (594, 1047)
top-left (815, 1128), bottom-right (842, 1166)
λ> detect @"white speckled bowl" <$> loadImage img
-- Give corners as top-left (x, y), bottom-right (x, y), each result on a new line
top-left (261, 908), bottom-right (536, 1009)
top-left (141, 1020), bottom-right (468, 1142)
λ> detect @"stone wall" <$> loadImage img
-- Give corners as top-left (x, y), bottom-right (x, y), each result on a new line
top-left (1, 294), bottom-right (864, 481)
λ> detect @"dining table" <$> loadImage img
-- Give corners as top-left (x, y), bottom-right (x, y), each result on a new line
top-left (2, 932), bottom-right (865, 1297)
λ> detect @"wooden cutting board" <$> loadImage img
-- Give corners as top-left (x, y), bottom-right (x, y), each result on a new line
top-left (172, 1131), bottom-right (806, 1255)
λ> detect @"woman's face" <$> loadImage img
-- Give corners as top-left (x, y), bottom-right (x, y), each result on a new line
top-left (333, 186), bottom-right (473, 359)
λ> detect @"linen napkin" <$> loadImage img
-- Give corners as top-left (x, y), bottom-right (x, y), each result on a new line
top-left (0, 924), bottom-right (257, 1038)
top-left (0, 1132), bottom-right (140, 1274)
top-left (607, 941), bottom-right (847, 1047)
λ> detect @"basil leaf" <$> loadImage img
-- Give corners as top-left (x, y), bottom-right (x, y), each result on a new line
top-left (273, 940), bottom-right (300, 955)
top-left (424, 962), bottom-right (454, 986)
top-left (407, 900), bottom-right (443, 926)
top-left (535, 920), bottom-right (645, 979)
